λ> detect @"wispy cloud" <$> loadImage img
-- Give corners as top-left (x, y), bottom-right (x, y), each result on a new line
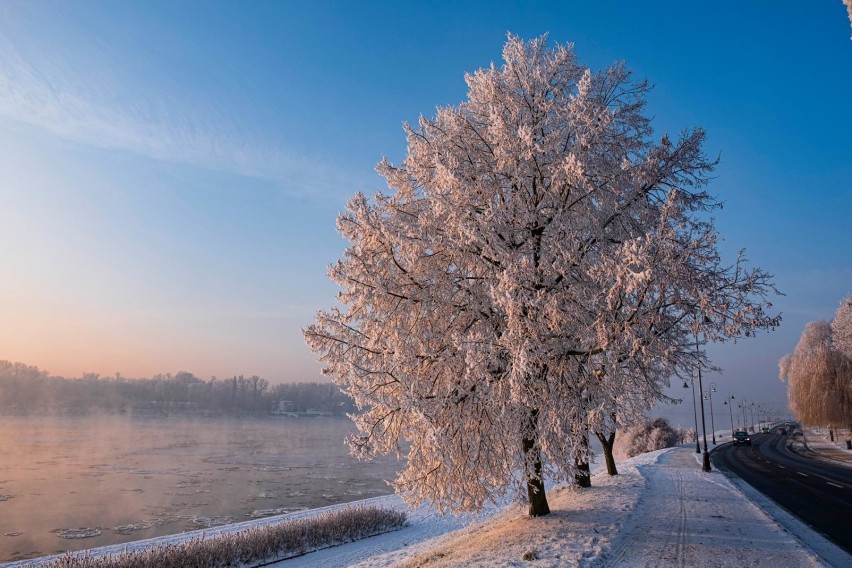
top-left (0, 25), bottom-right (361, 197)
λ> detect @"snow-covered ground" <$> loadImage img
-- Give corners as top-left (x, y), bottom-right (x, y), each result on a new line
top-left (272, 444), bottom-right (851, 567)
top-left (10, 442), bottom-right (851, 567)
top-left (800, 428), bottom-right (852, 465)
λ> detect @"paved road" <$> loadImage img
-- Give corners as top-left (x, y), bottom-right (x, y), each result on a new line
top-left (711, 432), bottom-right (852, 554)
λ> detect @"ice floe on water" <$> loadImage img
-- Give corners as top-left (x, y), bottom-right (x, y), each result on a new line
top-left (189, 515), bottom-right (235, 528)
top-left (112, 522), bottom-right (154, 534)
top-left (253, 465), bottom-right (290, 472)
top-left (248, 507), bottom-right (307, 518)
top-left (54, 528), bottom-right (102, 539)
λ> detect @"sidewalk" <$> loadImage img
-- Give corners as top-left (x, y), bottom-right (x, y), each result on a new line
top-left (597, 447), bottom-right (836, 567)
top-left (800, 429), bottom-right (852, 465)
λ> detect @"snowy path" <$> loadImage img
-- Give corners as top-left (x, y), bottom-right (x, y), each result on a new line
top-left (596, 447), bottom-right (824, 567)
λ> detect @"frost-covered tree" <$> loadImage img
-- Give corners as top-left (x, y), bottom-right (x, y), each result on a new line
top-left (780, 319), bottom-right (852, 437)
top-left (593, 412), bottom-right (620, 476)
top-left (831, 294), bottom-right (852, 357)
top-left (613, 417), bottom-right (683, 462)
top-left (305, 35), bottom-right (779, 517)
top-left (591, 379), bottom-right (669, 476)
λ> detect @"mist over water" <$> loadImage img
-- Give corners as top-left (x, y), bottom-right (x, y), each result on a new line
top-left (0, 414), bottom-right (400, 562)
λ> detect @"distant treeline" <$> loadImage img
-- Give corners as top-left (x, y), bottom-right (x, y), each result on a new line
top-left (0, 360), bottom-right (356, 416)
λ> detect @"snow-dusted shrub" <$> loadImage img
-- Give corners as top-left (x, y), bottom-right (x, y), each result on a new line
top-left (31, 505), bottom-right (406, 568)
top-left (676, 426), bottom-right (696, 444)
top-left (614, 418), bottom-right (682, 461)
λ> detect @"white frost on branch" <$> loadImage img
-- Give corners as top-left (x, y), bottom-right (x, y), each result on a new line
top-left (831, 294), bottom-right (852, 357)
top-left (305, 34), bottom-right (780, 515)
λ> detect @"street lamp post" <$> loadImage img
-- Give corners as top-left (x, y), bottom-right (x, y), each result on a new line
top-left (723, 394), bottom-right (735, 437)
top-left (683, 378), bottom-right (700, 454)
top-left (704, 384), bottom-right (718, 444)
top-left (739, 399), bottom-right (748, 432)
top-left (694, 332), bottom-right (711, 472)
top-left (750, 402), bottom-right (757, 434)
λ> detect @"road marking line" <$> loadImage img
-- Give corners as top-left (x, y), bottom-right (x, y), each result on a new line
top-left (777, 465), bottom-right (785, 468)
top-left (827, 482), bottom-right (843, 488)
top-left (796, 472), bottom-right (808, 477)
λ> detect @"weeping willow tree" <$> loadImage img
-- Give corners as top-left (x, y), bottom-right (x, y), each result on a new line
top-left (781, 296), bottom-right (852, 440)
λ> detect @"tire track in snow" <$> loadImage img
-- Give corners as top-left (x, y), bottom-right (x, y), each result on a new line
top-left (596, 451), bottom-right (694, 567)
top-left (671, 470), bottom-right (690, 566)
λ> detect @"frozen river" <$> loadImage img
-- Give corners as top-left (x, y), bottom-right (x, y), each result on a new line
top-left (0, 413), bottom-right (400, 562)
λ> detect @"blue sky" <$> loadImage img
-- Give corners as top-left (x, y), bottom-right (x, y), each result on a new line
top-left (0, 1), bottom-right (849, 425)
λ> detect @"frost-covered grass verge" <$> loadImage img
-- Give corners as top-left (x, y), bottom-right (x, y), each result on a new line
top-left (26, 505), bottom-right (406, 568)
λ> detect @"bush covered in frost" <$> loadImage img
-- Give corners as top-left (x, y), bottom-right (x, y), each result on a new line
top-left (30, 505), bottom-right (406, 568)
top-left (678, 426), bottom-right (696, 444)
top-left (614, 418), bottom-right (693, 461)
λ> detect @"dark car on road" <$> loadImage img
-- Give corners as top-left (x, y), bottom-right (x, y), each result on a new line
top-left (733, 430), bottom-right (752, 446)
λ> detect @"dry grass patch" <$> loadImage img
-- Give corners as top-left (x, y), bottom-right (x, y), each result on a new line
top-left (29, 505), bottom-right (406, 568)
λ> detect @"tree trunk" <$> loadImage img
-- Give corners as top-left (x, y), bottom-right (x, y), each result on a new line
top-left (525, 459), bottom-right (550, 517)
top-left (574, 432), bottom-right (592, 487)
top-left (522, 409), bottom-right (550, 517)
top-left (595, 430), bottom-right (618, 475)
